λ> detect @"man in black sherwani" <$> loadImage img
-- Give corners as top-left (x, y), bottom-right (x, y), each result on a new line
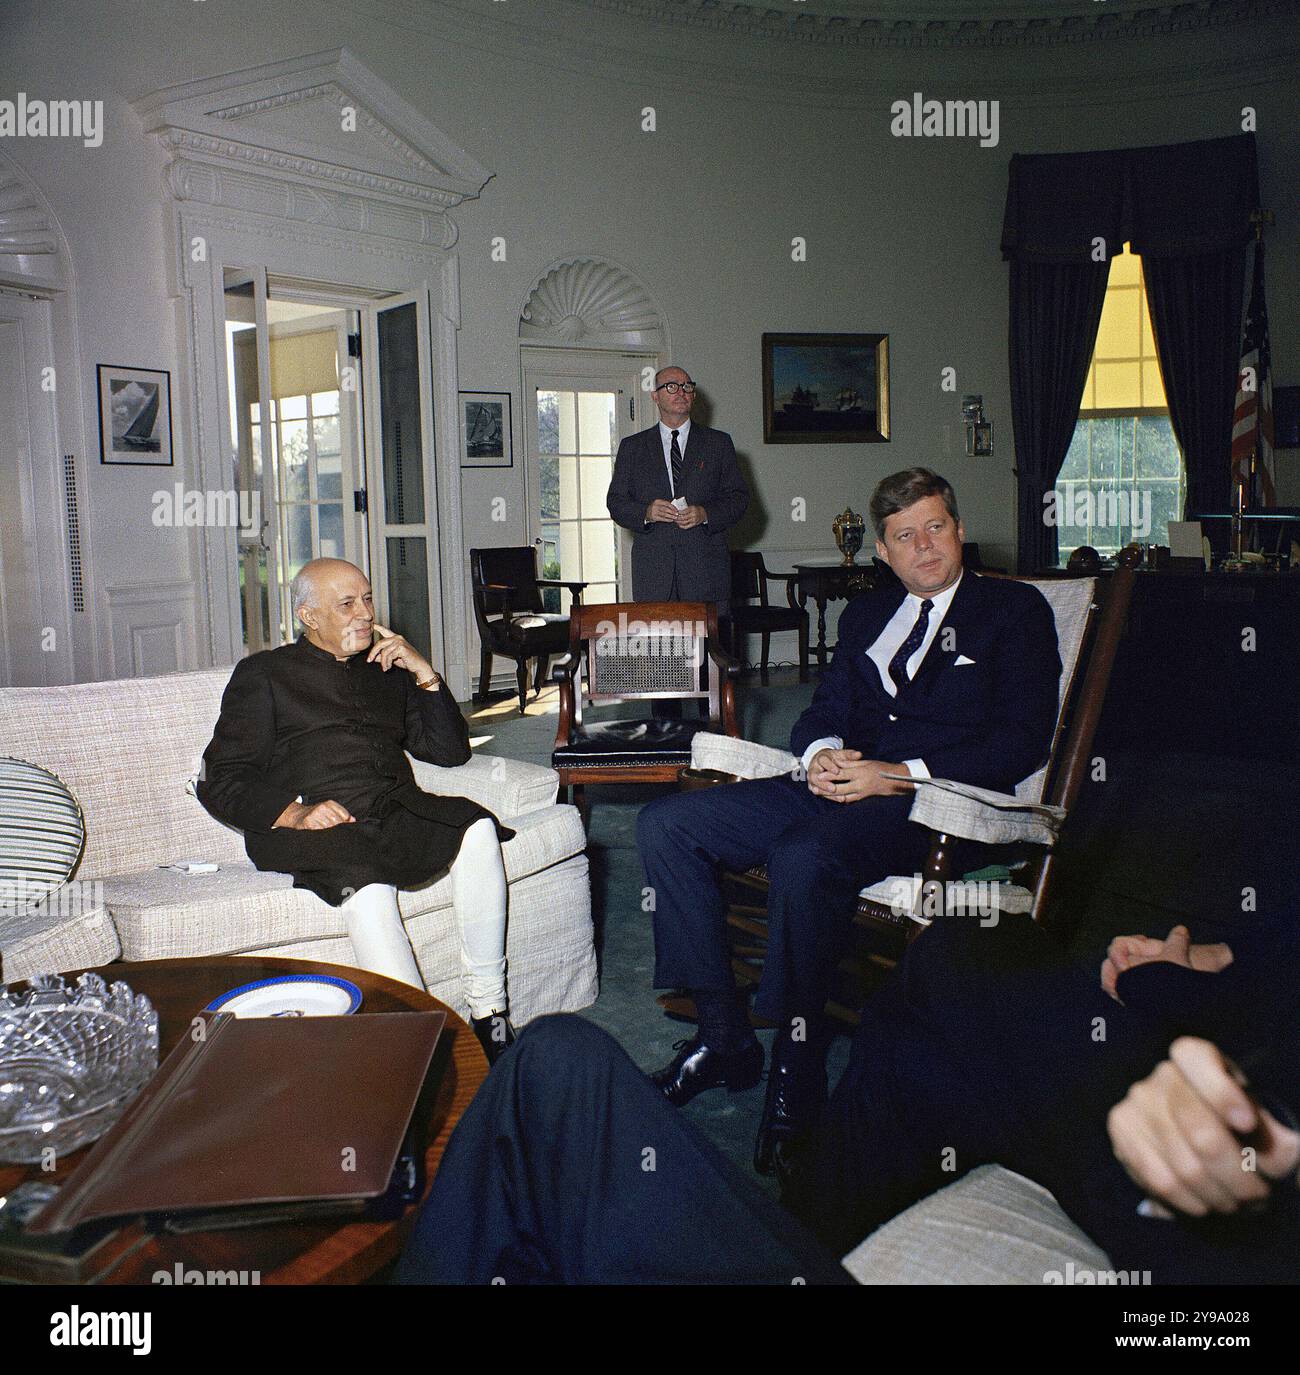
top-left (197, 557), bottom-right (517, 1060)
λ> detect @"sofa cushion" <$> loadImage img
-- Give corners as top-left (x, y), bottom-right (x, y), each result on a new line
top-left (104, 803), bottom-right (586, 961)
top-left (0, 757), bottom-right (86, 920)
top-left (0, 901), bottom-right (120, 983)
top-left (840, 1165), bottom-right (1112, 1285)
top-left (198, 857), bottom-right (598, 1028)
top-left (0, 670), bottom-right (248, 881)
top-left (0, 672), bottom-right (567, 887)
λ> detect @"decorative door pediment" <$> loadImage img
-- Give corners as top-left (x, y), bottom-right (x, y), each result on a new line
top-left (135, 48), bottom-right (492, 248)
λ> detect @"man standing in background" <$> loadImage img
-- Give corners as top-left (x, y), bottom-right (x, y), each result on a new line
top-left (607, 365), bottom-right (749, 617)
top-left (606, 366), bottom-right (749, 714)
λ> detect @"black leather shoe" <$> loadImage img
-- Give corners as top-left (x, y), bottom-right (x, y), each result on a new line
top-left (650, 1036), bottom-right (764, 1107)
top-left (754, 1029), bottom-right (828, 1176)
top-left (471, 1011), bottom-right (516, 1066)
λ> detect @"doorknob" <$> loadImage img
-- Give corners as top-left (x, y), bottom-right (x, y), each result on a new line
top-left (533, 537), bottom-right (542, 546)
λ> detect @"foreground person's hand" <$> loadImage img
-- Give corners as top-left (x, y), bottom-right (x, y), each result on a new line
top-left (274, 799), bottom-right (356, 830)
top-left (1101, 924), bottom-right (1234, 1002)
top-left (1107, 1037), bottom-right (1300, 1217)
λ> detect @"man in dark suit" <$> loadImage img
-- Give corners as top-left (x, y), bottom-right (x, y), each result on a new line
top-left (606, 365), bottom-right (750, 616)
top-left (636, 468), bottom-right (1062, 1172)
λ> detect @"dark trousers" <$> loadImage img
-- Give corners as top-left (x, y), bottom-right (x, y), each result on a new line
top-left (637, 773), bottom-right (930, 1020)
top-left (394, 1014), bottom-right (853, 1285)
top-left (396, 919), bottom-right (1298, 1285)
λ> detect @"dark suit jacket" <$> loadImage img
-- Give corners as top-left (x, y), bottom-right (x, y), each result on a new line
top-left (606, 423), bottom-right (749, 607)
top-left (789, 572), bottom-right (1062, 792)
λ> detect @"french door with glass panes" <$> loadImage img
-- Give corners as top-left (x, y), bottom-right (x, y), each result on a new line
top-left (223, 272), bottom-right (444, 669)
top-left (521, 349), bottom-right (655, 614)
top-left (224, 271), bottom-right (368, 654)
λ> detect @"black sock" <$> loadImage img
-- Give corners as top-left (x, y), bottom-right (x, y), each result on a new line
top-left (693, 988), bottom-right (756, 1054)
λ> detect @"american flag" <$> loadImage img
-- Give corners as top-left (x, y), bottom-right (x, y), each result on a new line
top-left (1230, 239), bottom-right (1276, 507)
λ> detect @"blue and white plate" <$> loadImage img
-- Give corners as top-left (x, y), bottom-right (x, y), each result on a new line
top-left (204, 974), bottom-right (363, 1019)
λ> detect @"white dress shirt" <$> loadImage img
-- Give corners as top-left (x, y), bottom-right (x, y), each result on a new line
top-left (800, 571), bottom-right (965, 781)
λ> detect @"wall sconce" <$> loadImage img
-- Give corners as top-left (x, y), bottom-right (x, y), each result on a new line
top-left (962, 394), bottom-right (993, 456)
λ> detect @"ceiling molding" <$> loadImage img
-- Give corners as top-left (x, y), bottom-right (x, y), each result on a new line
top-left (357, 0), bottom-right (1300, 115)
top-left (564, 0), bottom-right (1300, 50)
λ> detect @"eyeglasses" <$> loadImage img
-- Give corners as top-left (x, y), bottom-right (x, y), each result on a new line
top-left (655, 382), bottom-right (696, 395)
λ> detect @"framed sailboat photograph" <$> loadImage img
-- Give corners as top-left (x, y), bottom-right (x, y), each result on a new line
top-left (97, 364), bottom-right (173, 466)
top-left (460, 391), bottom-right (512, 468)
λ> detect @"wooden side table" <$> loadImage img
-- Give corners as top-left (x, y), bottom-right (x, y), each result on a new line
top-left (0, 955), bottom-right (489, 1285)
top-left (792, 560), bottom-right (877, 670)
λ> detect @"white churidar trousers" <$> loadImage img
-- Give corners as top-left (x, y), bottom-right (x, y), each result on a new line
top-left (341, 817), bottom-right (508, 1017)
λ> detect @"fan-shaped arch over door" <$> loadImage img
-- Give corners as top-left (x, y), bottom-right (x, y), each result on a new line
top-left (519, 257), bottom-right (667, 353)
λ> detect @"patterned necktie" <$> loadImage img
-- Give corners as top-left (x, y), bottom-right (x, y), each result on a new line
top-left (670, 429), bottom-right (684, 497)
top-left (887, 598), bottom-right (934, 693)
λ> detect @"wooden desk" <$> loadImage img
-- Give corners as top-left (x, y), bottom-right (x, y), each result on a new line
top-left (792, 560), bottom-right (876, 670)
top-left (0, 955), bottom-right (488, 1285)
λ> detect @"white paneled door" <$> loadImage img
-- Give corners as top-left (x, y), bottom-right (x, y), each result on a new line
top-left (0, 292), bottom-right (72, 686)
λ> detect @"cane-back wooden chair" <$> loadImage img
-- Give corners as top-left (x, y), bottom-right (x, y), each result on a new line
top-left (551, 601), bottom-right (740, 819)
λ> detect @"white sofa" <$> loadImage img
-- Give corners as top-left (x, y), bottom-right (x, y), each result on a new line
top-left (0, 668), bottom-right (598, 1026)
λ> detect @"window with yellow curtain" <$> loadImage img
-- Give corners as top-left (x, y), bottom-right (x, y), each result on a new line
top-left (1055, 246), bottom-right (1186, 565)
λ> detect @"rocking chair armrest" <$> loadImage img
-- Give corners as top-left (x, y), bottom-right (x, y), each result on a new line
top-left (690, 731), bottom-right (797, 780)
top-left (889, 775), bottom-right (1067, 848)
top-left (706, 640), bottom-right (742, 676)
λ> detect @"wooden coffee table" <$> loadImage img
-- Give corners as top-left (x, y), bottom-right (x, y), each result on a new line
top-left (0, 955), bottom-right (489, 1284)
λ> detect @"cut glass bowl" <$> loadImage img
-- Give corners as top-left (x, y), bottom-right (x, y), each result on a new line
top-left (0, 973), bottom-right (159, 1164)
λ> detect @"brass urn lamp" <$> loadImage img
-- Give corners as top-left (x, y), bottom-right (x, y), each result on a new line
top-left (832, 508), bottom-right (866, 566)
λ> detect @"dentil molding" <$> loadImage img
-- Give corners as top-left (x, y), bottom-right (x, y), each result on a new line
top-left (569, 0), bottom-right (1300, 49)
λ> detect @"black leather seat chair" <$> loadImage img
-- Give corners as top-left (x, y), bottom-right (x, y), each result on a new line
top-left (469, 547), bottom-right (586, 714)
top-left (728, 552), bottom-right (809, 684)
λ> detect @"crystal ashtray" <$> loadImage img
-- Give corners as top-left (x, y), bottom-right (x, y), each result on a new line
top-left (0, 973), bottom-right (159, 1164)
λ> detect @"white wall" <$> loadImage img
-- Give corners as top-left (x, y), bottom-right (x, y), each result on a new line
top-left (1, 0), bottom-right (1296, 680)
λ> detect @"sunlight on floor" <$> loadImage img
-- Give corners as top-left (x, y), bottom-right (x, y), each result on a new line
top-left (466, 684), bottom-right (562, 722)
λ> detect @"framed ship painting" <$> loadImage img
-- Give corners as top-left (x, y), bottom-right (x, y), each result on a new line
top-left (460, 391), bottom-right (512, 468)
top-left (762, 333), bottom-right (890, 444)
top-left (97, 364), bottom-right (173, 466)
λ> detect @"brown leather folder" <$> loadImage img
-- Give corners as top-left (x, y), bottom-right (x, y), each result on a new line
top-left (27, 1010), bottom-right (445, 1235)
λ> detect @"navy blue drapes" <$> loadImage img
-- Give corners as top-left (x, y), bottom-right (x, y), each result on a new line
top-left (1002, 134), bottom-right (1259, 571)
